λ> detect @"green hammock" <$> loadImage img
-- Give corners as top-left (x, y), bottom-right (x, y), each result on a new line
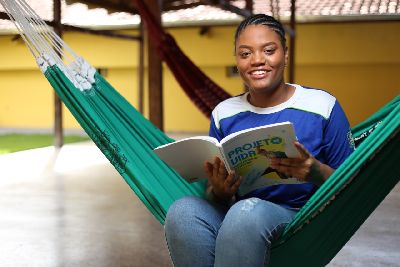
top-left (2, 1), bottom-right (399, 266)
top-left (49, 64), bottom-right (400, 267)
top-left (45, 64), bottom-right (400, 267)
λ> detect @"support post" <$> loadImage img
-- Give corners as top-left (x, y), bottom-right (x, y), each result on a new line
top-left (146, 0), bottom-right (164, 130)
top-left (138, 22), bottom-right (144, 113)
top-left (53, 0), bottom-right (63, 147)
top-left (289, 0), bottom-right (296, 83)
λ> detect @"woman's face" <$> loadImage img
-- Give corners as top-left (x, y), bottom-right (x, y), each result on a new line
top-left (235, 25), bottom-right (288, 94)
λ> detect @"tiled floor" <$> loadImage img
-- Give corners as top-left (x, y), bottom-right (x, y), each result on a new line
top-left (0, 140), bottom-right (398, 267)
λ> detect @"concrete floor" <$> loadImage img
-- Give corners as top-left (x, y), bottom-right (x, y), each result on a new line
top-left (0, 140), bottom-right (399, 267)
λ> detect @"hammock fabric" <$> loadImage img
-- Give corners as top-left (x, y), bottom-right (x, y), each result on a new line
top-left (2, 1), bottom-right (399, 266)
top-left (132, 0), bottom-right (231, 118)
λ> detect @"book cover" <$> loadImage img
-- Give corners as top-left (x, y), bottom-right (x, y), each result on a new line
top-left (154, 121), bottom-right (302, 196)
top-left (219, 122), bottom-right (301, 196)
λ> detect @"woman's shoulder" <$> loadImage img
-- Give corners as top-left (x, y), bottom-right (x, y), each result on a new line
top-left (215, 93), bottom-right (247, 108)
top-left (291, 84), bottom-right (338, 119)
top-left (212, 93), bottom-right (248, 118)
top-left (294, 84), bottom-right (336, 100)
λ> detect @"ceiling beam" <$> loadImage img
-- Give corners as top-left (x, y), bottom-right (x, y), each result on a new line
top-left (245, 0), bottom-right (253, 12)
top-left (67, 0), bottom-right (137, 13)
top-left (203, 0), bottom-right (252, 18)
top-left (60, 24), bottom-right (141, 40)
top-left (162, 2), bottom-right (204, 12)
top-left (0, 11), bottom-right (10, 20)
top-left (0, 11), bottom-right (140, 41)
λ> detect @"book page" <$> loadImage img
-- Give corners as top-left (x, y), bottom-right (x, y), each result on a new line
top-left (154, 136), bottom-right (222, 183)
top-left (220, 122), bottom-right (304, 196)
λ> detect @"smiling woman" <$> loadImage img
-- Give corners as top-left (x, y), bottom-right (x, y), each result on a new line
top-left (0, 134), bottom-right (89, 154)
top-left (164, 14), bottom-right (356, 267)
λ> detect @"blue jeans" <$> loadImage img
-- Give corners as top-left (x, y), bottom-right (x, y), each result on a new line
top-left (164, 196), bottom-right (297, 267)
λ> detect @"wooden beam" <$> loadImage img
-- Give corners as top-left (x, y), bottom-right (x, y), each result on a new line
top-left (138, 22), bottom-right (144, 113)
top-left (58, 24), bottom-right (141, 40)
top-left (245, 0), bottom-right (253, 12)
top-left (146, 0), bottom-right (164, 130)
top-left (0, 11), bottom-right (140, 41)
top-left (67, 0), bottom-right (137, 14)
top-left (53, 0), bottom-right (63, 147)
top-left (289, 0), bottom-right (296, 83)
top-left (206, 0), bottom-right (252, 17)
top-left (0, 11), bottom-right (9, 20)
top-left (162, 2), bottom-right (203, 12)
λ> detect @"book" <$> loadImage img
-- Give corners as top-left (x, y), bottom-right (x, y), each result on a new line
top-left (154, 121), bottom-right (302, 196)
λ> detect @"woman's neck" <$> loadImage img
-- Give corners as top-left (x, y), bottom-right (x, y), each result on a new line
top-left (247, 83), bottom-right (295, 108)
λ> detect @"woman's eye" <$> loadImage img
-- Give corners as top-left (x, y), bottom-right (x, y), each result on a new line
top-left (239, 51), bottom-right (251, 58)
top-left (265, 48), bottom-right (275, 55)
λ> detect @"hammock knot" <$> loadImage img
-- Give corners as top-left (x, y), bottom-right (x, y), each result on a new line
top-left (36, 53), bottom-right (56, 73)
top-left (69, 57), bottom-right (97, 91)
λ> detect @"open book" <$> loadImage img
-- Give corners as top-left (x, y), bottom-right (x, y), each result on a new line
top-left (154, 121), bottom-right (302, 196)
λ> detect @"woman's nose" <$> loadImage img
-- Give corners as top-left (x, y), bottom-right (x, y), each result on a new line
top-left (251, 51), bottom-right (266, 65)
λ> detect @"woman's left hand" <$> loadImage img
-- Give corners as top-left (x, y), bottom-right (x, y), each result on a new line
top-left (270, 141), bottom-right (334, 185)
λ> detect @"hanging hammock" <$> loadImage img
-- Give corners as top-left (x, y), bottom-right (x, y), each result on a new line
top-left (1, 1), bottom-right (399, 266)
top-left (132, 0), bottom-right (231, 118)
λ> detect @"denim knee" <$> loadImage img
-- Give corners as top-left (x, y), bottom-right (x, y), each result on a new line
top-left (165, 196), bottom-right (227, 267)
top-left (165, 196), bottom-right (204, 232)
top-left (218, 198), bottom-right (295, 242)
top-left (218, 198), bottom-right (265, 238)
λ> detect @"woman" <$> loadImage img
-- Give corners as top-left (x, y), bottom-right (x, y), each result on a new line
top-left (165, 14), bottom-right (354, 267)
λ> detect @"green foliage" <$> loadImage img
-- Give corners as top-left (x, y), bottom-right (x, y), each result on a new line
top-left (0, 134), bottom-right (89, 154)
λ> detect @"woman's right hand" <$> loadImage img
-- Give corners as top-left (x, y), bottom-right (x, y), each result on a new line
top-left (204, 157), bottom-right (242, 202)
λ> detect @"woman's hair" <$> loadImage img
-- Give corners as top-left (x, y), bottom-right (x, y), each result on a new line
top-left (234, 14), bottom-right (286, 49)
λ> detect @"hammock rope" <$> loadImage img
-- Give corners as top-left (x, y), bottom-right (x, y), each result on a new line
top-left (1, 1), bottom-right (399, 266)
top-left (0, 0), bottom-right (96, 91)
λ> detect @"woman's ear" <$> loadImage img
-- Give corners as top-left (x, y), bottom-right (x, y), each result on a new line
top-left (284, 46), bottom-right (289, 66)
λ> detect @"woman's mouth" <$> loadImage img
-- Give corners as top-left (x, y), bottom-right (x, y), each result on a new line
top-left (249, 70), bottom-right (269, 79)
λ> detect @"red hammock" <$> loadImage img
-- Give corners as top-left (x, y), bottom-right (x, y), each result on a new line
top-left (133, 0), bottom-right (232, 118)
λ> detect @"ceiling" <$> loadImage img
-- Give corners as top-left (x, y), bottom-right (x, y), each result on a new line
top-left (1, 0), bottom-right (399, 33)
top-left (66, 1), bottom-right (248, 14)
top-left (68, 0), bottom-right (400, 21)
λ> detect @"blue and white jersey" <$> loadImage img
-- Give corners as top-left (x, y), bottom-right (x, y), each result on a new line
top-left (209, 84), bottom-right (355, 209)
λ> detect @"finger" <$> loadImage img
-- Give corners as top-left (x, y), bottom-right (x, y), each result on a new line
top-left (230, 175), bottom-right (242, 192)
top-left (273, 164), bottom-right (295, 178)
top-left (204, 161), bottom-right (213, 178)
top-left (224, 170), bottom-right (236, 187)
top-left (212, 157), bottom-right (221, 178)
top-left (218, 162), bottom-right (228, 179)
top-left (218, 157), bottom-right (226, 169)
top-left (294, 141), bottom-right (312, 159)
top-left (274, 162), bottom-right (315, 181)
top-left (271, 157), bottom-right (302, 169)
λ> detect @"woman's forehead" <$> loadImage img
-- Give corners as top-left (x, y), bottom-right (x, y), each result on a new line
top-left (236, 25), bottom-right (280, 45)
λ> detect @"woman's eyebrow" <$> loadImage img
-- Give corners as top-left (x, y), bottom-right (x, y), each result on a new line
top-left (237, 45), bottom-right (252, 49)
top-left (237, 41), bottom-right (277, 49)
